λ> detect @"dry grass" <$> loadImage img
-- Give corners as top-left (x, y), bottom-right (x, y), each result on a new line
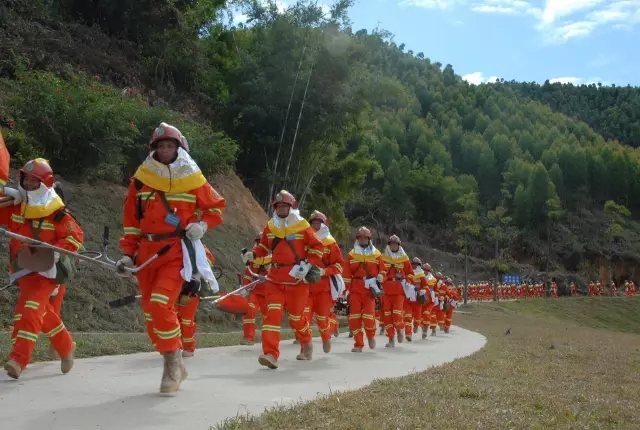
top-left (215, 297), bottom-right (640, 430)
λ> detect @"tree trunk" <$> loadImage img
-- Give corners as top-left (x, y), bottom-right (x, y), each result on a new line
top-left (493, 235), bottom-right (498, 302)
top-left (463, 231), bottom-right (469, 305)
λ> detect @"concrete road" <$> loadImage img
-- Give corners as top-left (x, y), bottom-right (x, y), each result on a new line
top-left (1, 326), bottom-right (486, 430)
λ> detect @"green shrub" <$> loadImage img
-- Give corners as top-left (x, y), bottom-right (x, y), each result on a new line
top-left (6, 69), bottom-right (238, 182)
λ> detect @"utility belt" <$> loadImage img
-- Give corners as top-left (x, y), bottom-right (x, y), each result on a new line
top-left (270, 262), bottom-right (296, 269)
top-left (142, 231), bottom-right (182, 241)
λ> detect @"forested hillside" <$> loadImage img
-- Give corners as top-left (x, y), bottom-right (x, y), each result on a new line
top-left (3, 0), bottom-right (640, 282)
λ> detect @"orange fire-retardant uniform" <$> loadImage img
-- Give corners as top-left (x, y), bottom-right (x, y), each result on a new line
top-left (1, 197), bottom-right (82, 370)
top-left (119, 153), bottom-right (226, 354)
top-left (421, 273), bottom-right (437, 329)
top-left (444, 285), bottom-right (457, 332)
top-left (381, 251), bottom-right (414, 338)
top-left (404, 270), bottom-right (425, 338)
top-left (343, 245), bottom-right (385, 349)
top-left (176, 245), bottom-right (216, 353)
top-left (253, 216), bottom-right (324, 360)
top-left (430, 278), bottom-right (447, 330)
top-left (303, 229), bottom-right (345, 342)
top-left (242, 253), bottom-right (271, 342)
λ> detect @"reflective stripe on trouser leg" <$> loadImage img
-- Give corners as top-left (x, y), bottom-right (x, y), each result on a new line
top-left (41, 302), bottom-right (74, 358)
top-left (262, 283), bottom-right (285, 360)
top-left (178, 296), bottom-right (200, 352)
top-left (285, 284), bottom-right (311, 345)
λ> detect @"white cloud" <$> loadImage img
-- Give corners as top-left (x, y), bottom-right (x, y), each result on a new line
top-left (399, 0), bottom-right (640, 43)
top-left (549, 76), bottom-right (610, 85)
top-left (462, 72), bottom-right (500, 84)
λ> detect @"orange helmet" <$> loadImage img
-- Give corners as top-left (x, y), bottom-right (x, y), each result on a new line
top-left (412, 257), bottom-right (422, 266)
top-left (388, 235), bottom-right (401, 245)
top-left (446, 277), bottom-right (453, 284)
top-left (20, 158), bottom-right (54, 188)
top-left (308, 210), bottom-right (328, 225)
top-left (272, 190), bottom-right (298, 210)
top-left (356, 226), bottom-right (372, 239)
top-left (423, 263), bottom-right (432, 272)
top-left (149, 122), bottom-right (189, 152)
top-left (435, 272), bottom-right (444, 279)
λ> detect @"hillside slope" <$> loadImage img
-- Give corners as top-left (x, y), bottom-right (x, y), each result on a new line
top-left (0, 172), bottom-right (268, 332)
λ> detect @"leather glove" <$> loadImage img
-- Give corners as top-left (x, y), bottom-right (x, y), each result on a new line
top-left (242, 251), bottom-right (254, 264)
top-left (376, 273), bottom-right (384, 283)
top-left (2, 187), bottom-right (25, 205)
top-left (53, 252), bottom-right (60, 264)
top-left (115, 256), bottom-right (134, 278)
top-left (185, 221), bottom-right (207, 241)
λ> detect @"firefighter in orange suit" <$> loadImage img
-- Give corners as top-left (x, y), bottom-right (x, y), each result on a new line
top-left (118, 122), bottom-right (226, 393)
top-left (176, 245), bottom-right (217, 357)
top-left (443, 277), bottom-right (457, 333)
top-left (421, 263), bottom-right (437, 339)
top-left (430, 272), bottom-right (447, 334)
top-left (240, 234), bottom-right (271, 345)
top-left (381, 235), bottom-right (414, 347)
top-left (342, 227), bottom-right (385, 353)
top-left (303, 210), bottom-right (345, 353)
top-left (248, 190), bottom-right (324, 369)
top-left (404, 257), bottom-right (426, 341)
top-left (2, 159), bottom-right (82, 379)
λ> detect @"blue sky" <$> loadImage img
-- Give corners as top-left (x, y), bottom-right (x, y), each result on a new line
top-left (228, 0), bottom-right (640, 86)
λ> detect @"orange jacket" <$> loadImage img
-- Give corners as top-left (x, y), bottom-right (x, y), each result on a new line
top-left (413, 270), bottom-right (437, 306)
top-left (243, 254), bottom-right (271, 294)
top-left (342, 247), bottom-right (385, 295)
top-left (309, 234), bottom-right (345, 294)
top-left (253, 217), bottom-right (324, 284)
top-left (0, 203), bottom-right (84, 275)
top-left (119, 178), bottom-right (226, 259)
top-left (381, 252), bottom-right (414, 296)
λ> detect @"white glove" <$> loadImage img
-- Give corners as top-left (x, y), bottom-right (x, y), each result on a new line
top-left (185, 221), bottom-right (207, 241)
top-left (2, 187), bottom-right (25, 205)
top-left (318, 267), bottom-right (326, 277)
top-left (50, 286), bottom-right (60, 297)
top-left (292, 265), bottom-right (307, 280)
top-left (242, 251), bottom-right (254, 264)
top-left (116, 256), bottom-right (134, 278)
top-left (54, 252), bottom-right (60, 263)
top-left (205, 278), bottom-right (220, 293)
top-left (376, 273), bottom-right (384, 283)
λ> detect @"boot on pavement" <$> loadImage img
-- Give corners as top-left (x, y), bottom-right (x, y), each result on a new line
top-left (4, 360), bottom-right (22, 379)
top-left (397, 330), bottom-right (404, 343)
top-left (296, 342), bottom-right (313, 360)
top-left (182, 350), bottom-right (195, 358)
top-left (60, 342), bottom-right (76, 374)
top-left (159, 350), bottom-right (187, 394)
top-left (368, 336), bottom-right (376, 349)
top-left (258, 354), bottom-right (278, 369)
top-left (48, 344), bottom-right (60, 360)
top-left (322, 339), bottom-right (331, 353)
top-left (385, 337), bottom-right (395, 348)
top-left (240, 338), bottom-right (254, 345)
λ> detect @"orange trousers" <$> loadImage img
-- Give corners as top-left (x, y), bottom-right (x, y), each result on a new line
top-left (304, 289), bottom-right (336, 342)
top-left (243, 290), bottom-right (267, 341)
top-left (49, 284), bottom-right (67, 315)
top-left (430, 304), bottom-right (445, 329)
top-left (347, 291), bottom-right (377, 348)
top-left (404, 299), bottom-right (421, 336)
top-left (10, 278), bottom-right (74, 369)
top-left (383, 293), bottom-right (405, 337)
top-left (444, 306), bottom-right (454, 331)
top-left (137, 254), bottom-right (184, 353)
top-left (420, 303), bottom-right (434, 328)
top-left (262, 282), bottom-right (311, 360)
top-left (177, 295), bottom-right (200, 352)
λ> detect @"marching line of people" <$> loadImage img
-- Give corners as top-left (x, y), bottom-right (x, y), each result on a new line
top-left (0, 123), bottom-right (460, 396)
top-left (457, 279), bottom-right (638, 302)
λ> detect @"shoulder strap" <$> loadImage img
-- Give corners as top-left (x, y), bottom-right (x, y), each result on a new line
top-left (29, 218), bottom-right (45, 240)
top-left (270, 235), bottom-right (301, 263)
